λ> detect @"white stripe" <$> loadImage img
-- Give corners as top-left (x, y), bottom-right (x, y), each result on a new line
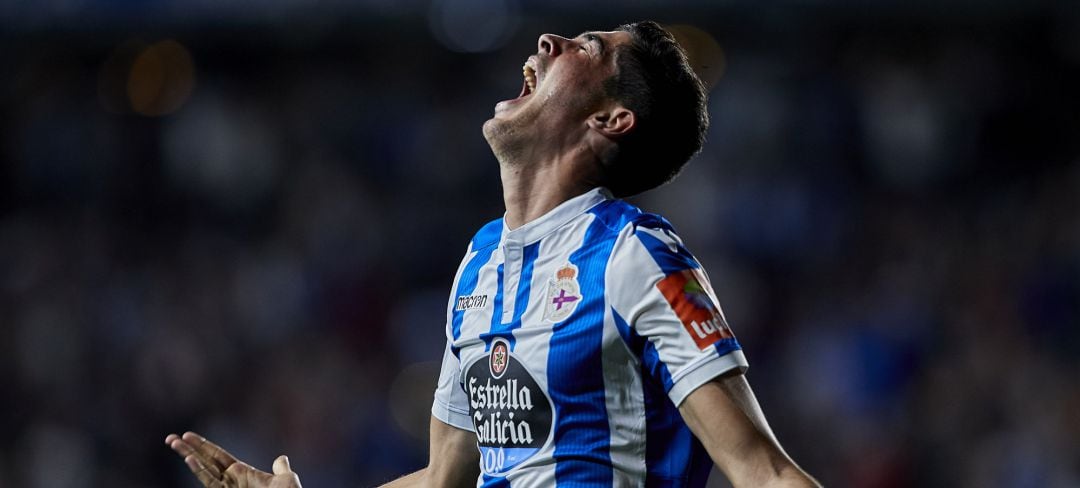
top-left (460, 212), bottom-right (597, 485)
top-left (668, 350), bottom-right (749, 407)
top-left (457, 247), bottom-right (501, 349)
top-left (445, 243), bottom-right (476, 339)
top-left (602, 302), bottom-right (647, 485)
top-left (615, 225), bottom-right (751, 406)
top-left (433, 343), bottom-right (475, 431)
top-left (501, 461), bottom-right (555, 487)
top-left (499, 214), bottom-right (594, 483)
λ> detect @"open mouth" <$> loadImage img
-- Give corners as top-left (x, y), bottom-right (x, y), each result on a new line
top-left (517, 61), bottom-right (538, 99)
top-left (495, 59), bottom-right (540, 111)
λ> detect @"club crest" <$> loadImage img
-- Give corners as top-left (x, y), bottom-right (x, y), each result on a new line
top-left (543, 263), bottom-right (582, 323)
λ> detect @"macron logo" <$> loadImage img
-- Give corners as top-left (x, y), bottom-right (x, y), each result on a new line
top-left (456, 294), bottom-right (489, 311)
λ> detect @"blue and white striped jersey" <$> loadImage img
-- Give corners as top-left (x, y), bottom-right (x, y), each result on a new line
top-left (432, 187), bottom-right (748, 487)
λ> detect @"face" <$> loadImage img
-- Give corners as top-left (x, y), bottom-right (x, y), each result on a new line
top-left (483, 30), bottom-right (634, 160)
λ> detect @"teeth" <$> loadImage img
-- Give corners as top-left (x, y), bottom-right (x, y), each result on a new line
top-left (522, 64), bottom-right (537, 93)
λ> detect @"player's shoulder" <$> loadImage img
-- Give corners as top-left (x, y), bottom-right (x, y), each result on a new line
top-left (467, 217), bottom-right (504, 251)
top-left (588, 198), bottom-right (677, 235)
top-left (602, 201), bottom-right (698, 272)
top-left (589, 198), bottom-right (679, 240)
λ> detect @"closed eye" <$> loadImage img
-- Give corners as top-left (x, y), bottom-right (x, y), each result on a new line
top-left (582, 33), bottom-right (604, 56)
top-left (579, 35), bottom-right (592, 53)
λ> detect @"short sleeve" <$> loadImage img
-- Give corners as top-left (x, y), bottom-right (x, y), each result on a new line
top-left (431, 342), bottom-right (474, 431)
top-left (607, 219), bottom-right (748, 407)
top-left (431, 242), bottom-right (479, 431)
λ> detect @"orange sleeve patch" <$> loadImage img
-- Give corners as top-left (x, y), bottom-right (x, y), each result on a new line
top-left (655, 269), bottom-right (733, 350)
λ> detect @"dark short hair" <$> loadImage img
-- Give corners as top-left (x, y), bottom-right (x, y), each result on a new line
top-left (600, 21), bottom-right (709, 198)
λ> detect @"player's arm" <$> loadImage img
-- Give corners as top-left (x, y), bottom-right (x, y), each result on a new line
top-left (679, 372), bottom-right (820, 488)
top-left (379, 415), bottom-right (479, 487)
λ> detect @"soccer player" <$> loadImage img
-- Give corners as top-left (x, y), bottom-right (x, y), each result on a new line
top-left (167, 21), bottom-right (819, 488)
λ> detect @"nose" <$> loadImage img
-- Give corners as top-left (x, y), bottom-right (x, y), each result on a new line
top-left (538, 33), bottom-right (568, 56)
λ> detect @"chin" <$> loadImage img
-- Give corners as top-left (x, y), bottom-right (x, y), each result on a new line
top-left (481, 118), bottom-right (526, 164)
top-left (481, 118), bottom-right (510, 154)
top-left (481, 117), bottom-right (500, 142)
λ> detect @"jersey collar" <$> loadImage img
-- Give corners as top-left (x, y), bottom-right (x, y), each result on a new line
top-left (502, 187), bottom-right (613, 246)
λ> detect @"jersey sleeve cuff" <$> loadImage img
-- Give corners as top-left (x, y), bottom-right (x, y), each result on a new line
top-left (667, 349), bottom-right (749, 407)
top-left (431, 397), bottom-right (475, 432)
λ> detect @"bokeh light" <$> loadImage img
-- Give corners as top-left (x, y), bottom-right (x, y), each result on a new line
top-left (665, 24), bottom-right (725, 90)
top-left (388, 361), bottom-right (442, 441)
top-left (127, 40), bottom-right (196, 117)
top-left (428, 0), bottom-right (520, 53)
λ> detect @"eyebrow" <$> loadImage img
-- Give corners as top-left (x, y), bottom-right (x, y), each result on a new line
top-left (576, 31), bottom-right (606, 56)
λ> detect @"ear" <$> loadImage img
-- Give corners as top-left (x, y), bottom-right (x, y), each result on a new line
top-left (587, 106), bottom-right (636, 138)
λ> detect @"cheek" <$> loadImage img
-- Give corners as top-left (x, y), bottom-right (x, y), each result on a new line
top-left (545, 77), bottom-right (604, 105)
top-left (564, 73), bottom-right (602, 92)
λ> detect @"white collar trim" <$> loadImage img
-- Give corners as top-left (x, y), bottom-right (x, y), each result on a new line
top-left (501, 187), bottom-right (612, 246)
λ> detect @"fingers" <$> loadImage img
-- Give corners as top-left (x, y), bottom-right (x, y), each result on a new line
top-left (169, 437), bottom-right (224, 481)
top-left (166, 432), bottom-right (286, 488)
top-left (182, 431), bottom-right (240, 472)
top-left (185, 453), bottom-right (225, 488)
top-left (272, 455), bottom-right (302, 488)
top-left (166, 432), bottom-right (238, 486)
top-left (272, 455), bottom-right (292, 475)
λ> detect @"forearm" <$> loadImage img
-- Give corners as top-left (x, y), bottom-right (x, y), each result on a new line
top-left (725, 450), bottom-right (819, 488)
top-left (769, 468), bottom-right (820, 488)
top-left (378, 464), bottom-right (478, 488)
top-left (751, 470), bottom-right (820, 488)
top-left (382, 417), bottom-right (479, 488)
top-left (710, 424), bottom-right (818, 488)
top-left (680, 375), bottom-right (820, 488)
top-left (719, 412), bottom-right (819, 487)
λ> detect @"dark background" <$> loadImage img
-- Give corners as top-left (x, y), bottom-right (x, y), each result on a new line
top-left (1, 0), bottom-right (1078, 486)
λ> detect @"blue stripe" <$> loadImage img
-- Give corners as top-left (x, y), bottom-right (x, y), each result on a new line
top-left (612, 308), bottom-right (662, 384)
top-left (612, 309), bottom-right (674, 392)
top-left (548, 209), bottom-right (617, 486)
top-left (634, 227), bottom-right (700, 275)
top-left (480, 263), bottom-right (505, 352)
top-left (472, 218), bottom-right (504, 248)
top-left (480, 242), bottom-right (540, 351)
top-left (613, 306), bottom-right (676, 394)
top-left (713, 337), bottom-right (742, 357)
top-left (641, 338), bottom-right (675, 393)
top-left (614, 306), bottom-right (711, 486)
top-left (642, 375), bottom-right (699, 485)
top-left (611, 307), bottom-right (636, 349)
top-left (450, 241), bottom-right (499, 349)
top-left (480, 474), bottom-right (509, 487)
top-left (513, 243), bottom-right (541, 334)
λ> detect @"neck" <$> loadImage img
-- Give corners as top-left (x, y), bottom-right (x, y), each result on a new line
top-left (499, 154), bottom-right (598, 230)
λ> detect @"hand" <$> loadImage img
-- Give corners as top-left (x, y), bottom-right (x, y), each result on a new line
top-left (165, 431), bottom-right (302, 488)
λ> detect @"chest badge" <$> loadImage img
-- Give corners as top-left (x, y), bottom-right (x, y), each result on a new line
top-left (490, 340), bottom-right (508, 379)
top-left (543, 263), bottom-right (582, 323)
top-left (467, 337), bottom-right (554, 475)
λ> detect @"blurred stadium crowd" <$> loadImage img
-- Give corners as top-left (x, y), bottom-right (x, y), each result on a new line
top-left (1, 2), bottom-right (1078, 487)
